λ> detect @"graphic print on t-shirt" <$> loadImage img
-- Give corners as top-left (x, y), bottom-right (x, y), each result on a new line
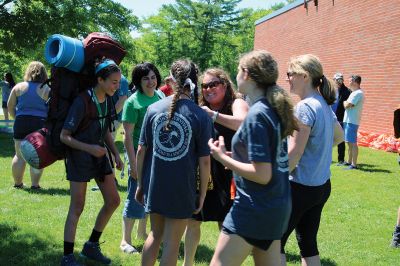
top-left (276, 127), bottom-right (289, 172)
top-left (153, 112), bottom-right (192, 161)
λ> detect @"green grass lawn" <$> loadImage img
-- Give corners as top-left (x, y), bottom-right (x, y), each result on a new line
top-left (0, 130), bottom-right (399, 265)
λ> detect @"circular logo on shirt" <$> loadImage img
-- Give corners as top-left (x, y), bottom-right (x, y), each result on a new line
top-left (153, 112), bottom-right (192, 161)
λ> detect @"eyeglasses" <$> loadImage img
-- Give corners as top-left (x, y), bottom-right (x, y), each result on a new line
top-left (287, 72), bottom-right (296, 79)
top-left (201, 80), bottom-right (221, 90)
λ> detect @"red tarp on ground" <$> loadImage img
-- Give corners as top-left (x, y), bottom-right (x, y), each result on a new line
top-left (358, 130), bottom-right (400, 153)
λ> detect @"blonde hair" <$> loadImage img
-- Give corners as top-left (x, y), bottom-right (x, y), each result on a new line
top-left (288, 54), bottom-right (336, 105)
top-left (23, 61), bottom-right (48, 83)
top-left (199, 68), bottom-right (239, 112)
top-left (239, 50), bottom-right (298, 138)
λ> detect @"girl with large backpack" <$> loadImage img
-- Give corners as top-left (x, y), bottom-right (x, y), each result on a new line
top-left (59, 59), bottom-right (123, 266)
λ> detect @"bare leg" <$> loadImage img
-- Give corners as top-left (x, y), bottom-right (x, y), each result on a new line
top-left (352, 144), bottom-right (359, 166)
top-left (30, 167), bottom-right (43, 187)
top-left (64, 181), bottom-right (87, 242)
top-left (121, 217), bottom-right (135, 246)
top-left (3, 107), bottom-right (9, 121)
top-left (281, 254), bottom-right (287, 266)
top-left (12, 140), bottom-right (26, 186)
top-left (142, 213), bottom-right (165, 266)
top-left (183, 220), bottom-right (202, 266)
top-left (253, 240), bottom-right (281, 266)
top-left (160, 217), bottom-right (188, 266)
top-left (94, 174), bottom-right (120, 231)
top-left (210, 232), bottom-right (251, 266)
top-left (346, 142), bottom-right (353, 164)
top-left (137, 215), bottom-right (148, 240)
top-left (301, 255), bottom-right (321, 266)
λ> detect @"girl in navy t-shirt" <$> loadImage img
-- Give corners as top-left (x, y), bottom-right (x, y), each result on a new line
top-left (135, 59), bottom-right (212, 266)
top-left (208, 50), bottom-right (298, 265)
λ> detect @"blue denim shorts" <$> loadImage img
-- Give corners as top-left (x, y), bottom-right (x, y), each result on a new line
top-left (122, 177), bottom-right (145, 219)
top-left (344, 122), bottom-right (359, 143)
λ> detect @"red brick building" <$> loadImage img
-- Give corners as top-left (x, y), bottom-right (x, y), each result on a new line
top-left (254, 0), bottom-right (400, 135)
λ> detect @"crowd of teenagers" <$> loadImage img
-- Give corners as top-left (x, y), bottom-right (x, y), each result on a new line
top-left (3, 50), bottom-right (399, 266)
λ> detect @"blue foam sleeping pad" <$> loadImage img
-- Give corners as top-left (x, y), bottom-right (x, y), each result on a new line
top-left (44, 34), bottom-right (84, 73)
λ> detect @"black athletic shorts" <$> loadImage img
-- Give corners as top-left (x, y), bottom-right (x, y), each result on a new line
top-left (222, 226), bottom-right (274, 251)
top-left (13, 115), bottom-right (46, 140)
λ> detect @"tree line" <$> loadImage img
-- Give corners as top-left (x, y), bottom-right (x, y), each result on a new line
top-left (0, 0), bottom-right (288, 81)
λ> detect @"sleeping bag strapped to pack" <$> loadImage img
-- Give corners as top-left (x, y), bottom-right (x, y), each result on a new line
top-left (83, 32), bottom-right (126, 66)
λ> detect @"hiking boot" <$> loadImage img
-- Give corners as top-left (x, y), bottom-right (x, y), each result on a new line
top-left (80, 241), bottom-right (111, 264)
top-left (60, 254), bottom-right (82, 266)
top-left (391, 226), bottom-right (400, 248)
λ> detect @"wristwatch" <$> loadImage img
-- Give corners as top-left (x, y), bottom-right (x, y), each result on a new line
top-left (212, 111), bottom-right (219, 122)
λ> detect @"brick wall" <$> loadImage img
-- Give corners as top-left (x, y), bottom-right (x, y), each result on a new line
top-left (254, 0), bottom-right (400, 135)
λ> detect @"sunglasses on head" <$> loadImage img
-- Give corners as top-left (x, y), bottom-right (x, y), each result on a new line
top-left (201, 80), bottom-right (221, 89)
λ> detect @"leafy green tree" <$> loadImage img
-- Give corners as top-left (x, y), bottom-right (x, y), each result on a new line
top-left (0, 0), bottom-right (139, 78)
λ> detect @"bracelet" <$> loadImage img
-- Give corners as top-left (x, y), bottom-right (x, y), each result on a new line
top-left (212, 111), bottom-right (219, 122)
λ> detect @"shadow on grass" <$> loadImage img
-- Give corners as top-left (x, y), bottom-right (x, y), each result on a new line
top-left (177, 242), bottom-right (214, 264)
top-left (0, 223), bottom-right (60, 266)
top-left (25, 187), bottom-right (70, 196)
top-left (356, 163), bottom-right (392, 173)
top-left (115, 140), bottom-right (125, 154)
top-left (286, 252), bottom-right (337, 266)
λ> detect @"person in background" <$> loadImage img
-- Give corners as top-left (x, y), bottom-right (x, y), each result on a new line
top-left (119, 62), bottom-right (164, 254)
top-left (7, 62), bottom-right (49, 189)
top-left (159, 76), bottom-right (174, 97)
top-left (209, 50), bottom-right (297, 265)
top-left (343, 74), bottom-right (365, 170)
top-left (183, 68), bottom-right (248, 266)
top-left (391, 107), bottom-right (400, 248)
top-left (111, 75), bottom-right (129, 138)
top-left (332, 73), bottom-right (351, 166)
top-left (281, 54), bottom-right (344, 266)
top-left (60, 59), bottom-right (123, 266)
top-left (1, 72), bottom-right (15, 121)
top-left (135, 59), bottom-right (212, 266)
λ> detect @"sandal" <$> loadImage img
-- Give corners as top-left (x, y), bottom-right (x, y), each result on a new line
top-left (120, 243), bottom-right (139, 254)
top-left (13, 183), bottom-right (24, 189)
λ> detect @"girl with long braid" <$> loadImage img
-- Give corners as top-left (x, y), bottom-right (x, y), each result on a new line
top-left (135, 59), bottom-right (212, 266)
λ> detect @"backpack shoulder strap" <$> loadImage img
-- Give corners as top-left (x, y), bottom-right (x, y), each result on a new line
top-left (77, 90), bottom-right (97, 132)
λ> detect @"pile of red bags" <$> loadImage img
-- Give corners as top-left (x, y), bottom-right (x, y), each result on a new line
top-left (358, 130), bottom-right (400, 153)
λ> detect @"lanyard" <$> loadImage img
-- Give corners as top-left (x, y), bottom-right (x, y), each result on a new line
top-left (91, 89), bottom-right (108, 134)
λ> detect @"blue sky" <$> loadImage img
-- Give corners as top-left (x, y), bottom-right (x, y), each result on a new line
top-left (115, 0), bottom-right (284, 18)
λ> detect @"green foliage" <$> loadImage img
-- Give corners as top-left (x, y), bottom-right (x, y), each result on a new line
top-left (0, 0), bottom-right (139, 79)
top-left (0, 129), bottom-right (399, 265)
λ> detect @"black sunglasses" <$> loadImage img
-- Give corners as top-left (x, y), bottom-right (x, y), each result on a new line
top-left (287, 72), bottom-right (296, 78)
top-left (201, 80), bottom-right (221, 89)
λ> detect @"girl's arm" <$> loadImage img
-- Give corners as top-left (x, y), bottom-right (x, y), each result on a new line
top-left (194, 155), bottom-right (211, 214)
top-left (104, 130), bottom-right (123, 170)
top-left (7, 86), bottom-right (17, 119)
top-left (202, 98), bottom-right (249, 131)
top-left (209, 136), bottom-right (272, 185)
top-left (60, 129), bottom-right (107, 158)
top-left (123, 122), bottom-right (137, 178)
top-left (288, 122), bottom-right (311, 172)
top-left (135, 144), bottom-right (147, 205)
top-left (333, 121), bottom-right (344, 146)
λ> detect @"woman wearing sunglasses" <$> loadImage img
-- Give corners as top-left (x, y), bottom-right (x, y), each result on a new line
top-left (183, 68), bottom-right (248, 266)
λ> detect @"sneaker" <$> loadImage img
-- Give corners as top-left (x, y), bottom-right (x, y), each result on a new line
top-left (343, 165), bottom-right (357, 170)
top-left (60, 254), bottom-right (82, 266)
top-left (336, 161), bottom-right (345, 166)
top-left (343, 162), bottom-right (351, 166)
top-left (391, 226), bottom-right (400, 248)
top-left (80, 241), bottom-right (111, 264)
top-left (120, 243), bottom-right (139, 254)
